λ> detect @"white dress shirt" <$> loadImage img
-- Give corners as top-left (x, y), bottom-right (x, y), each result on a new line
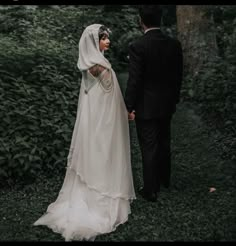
top-left (144, 27), bottom-right (160, 34)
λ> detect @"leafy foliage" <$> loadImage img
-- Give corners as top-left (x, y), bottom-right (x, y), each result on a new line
top-left (0, 5), bottom-right (234, 187)
top-left (0, 5), bottom-right (143, 186)
top-left (0, 36), bottom-right (80, 186)
top-left (0, 6), bottom-right (85, 185)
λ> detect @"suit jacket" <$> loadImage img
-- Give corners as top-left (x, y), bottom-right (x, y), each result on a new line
top-left (125, 29), bottom-right (183, 119)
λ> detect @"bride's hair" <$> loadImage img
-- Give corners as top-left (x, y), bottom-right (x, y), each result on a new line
top-left (98, 25), bottom-right (111, 41)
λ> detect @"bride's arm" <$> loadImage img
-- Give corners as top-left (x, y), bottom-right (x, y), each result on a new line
top-left (89, 65), bottom-right (112, 92)
top-left (89, 64), bottom-right (106, 77)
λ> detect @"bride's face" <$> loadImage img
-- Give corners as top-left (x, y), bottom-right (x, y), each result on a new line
top-left (99, 32), bottom-right (110, 52)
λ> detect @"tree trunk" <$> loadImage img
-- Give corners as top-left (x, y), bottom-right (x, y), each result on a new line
top-left (176, 5), bottom-right (218, 77)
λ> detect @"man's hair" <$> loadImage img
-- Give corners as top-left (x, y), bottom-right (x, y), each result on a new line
top-left (139, 5), bottom-right (162, 28)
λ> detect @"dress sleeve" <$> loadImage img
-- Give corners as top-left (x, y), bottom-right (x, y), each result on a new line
top-left (89, 65), bottom-right (113, 92)
top-left (98, 68), bottom-right (113, 92)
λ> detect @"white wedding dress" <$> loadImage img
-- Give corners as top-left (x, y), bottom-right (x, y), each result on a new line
top-left (33, 24), bottom-right (136, 241)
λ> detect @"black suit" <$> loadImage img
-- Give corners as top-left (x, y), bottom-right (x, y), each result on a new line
top-left (125, 29), bottom-right (183, 193)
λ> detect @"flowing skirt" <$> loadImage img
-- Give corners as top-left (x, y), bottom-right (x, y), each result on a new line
top-left (33, 70), bottom-right (136, 241)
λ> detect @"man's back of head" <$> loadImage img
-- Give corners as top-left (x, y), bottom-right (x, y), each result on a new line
top-left (139, 5), bottom-right (162, 28)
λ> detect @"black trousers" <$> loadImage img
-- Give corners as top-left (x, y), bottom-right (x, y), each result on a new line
top-left (135, 116), bottom-right (172, 193)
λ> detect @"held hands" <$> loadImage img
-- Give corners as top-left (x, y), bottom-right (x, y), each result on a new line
top-left (128, 110), bottom-right (135, 121)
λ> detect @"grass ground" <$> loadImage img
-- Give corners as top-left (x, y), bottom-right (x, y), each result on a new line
top-left (0, 73), bottom-right (235, 241)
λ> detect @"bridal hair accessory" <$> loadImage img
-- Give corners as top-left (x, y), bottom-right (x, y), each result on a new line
top-left (98, 25), bottom-right (112, 41)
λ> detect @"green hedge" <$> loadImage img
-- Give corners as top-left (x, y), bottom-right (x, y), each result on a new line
top-left (0, 6), bottom-right (142, 186)
top-left (2, 5), bottom-right (234, 186)
top-left (0, 35), bottom-right (81, 186)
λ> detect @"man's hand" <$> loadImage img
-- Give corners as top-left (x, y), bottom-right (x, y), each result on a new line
top-left (128, 110), bottom-right (135, 121)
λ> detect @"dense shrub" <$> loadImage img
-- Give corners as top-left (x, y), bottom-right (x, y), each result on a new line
top-left (0, 34), bottom-right (82, 186)
top-left (1, 5), bottom-right (234, 186)
top-left (0, 5), bottom-right (141, 186)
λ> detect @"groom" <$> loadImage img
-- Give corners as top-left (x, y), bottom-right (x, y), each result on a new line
top-left (125, 5), bottom-right (183, 202)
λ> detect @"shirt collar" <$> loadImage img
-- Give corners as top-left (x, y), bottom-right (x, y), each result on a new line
top-left (144, 27), bottom-right (160, 34)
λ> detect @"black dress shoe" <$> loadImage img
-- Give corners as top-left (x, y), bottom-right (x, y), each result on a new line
top-left (138, 188), bottom-right (158, 202)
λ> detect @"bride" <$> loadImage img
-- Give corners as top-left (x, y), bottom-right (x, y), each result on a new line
top-left (33, 24), bottom-right (136, 241)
